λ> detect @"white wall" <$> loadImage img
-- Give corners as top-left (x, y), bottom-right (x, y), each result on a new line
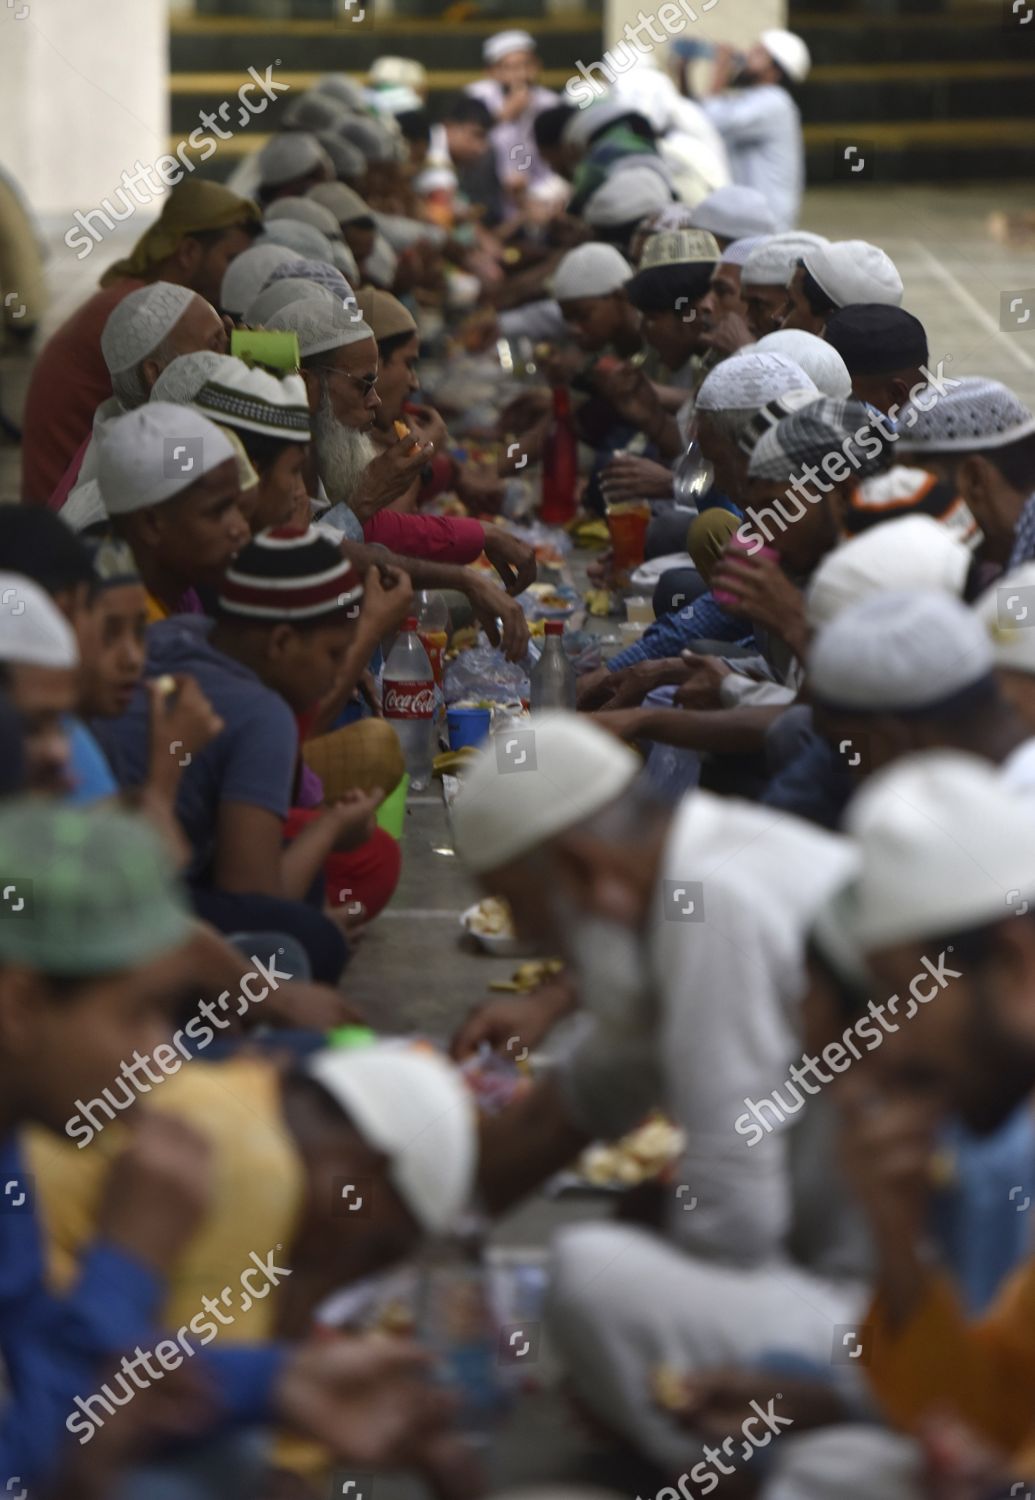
top-left (0, 0), bottom-right (168, 218)
top-left (605, 0), bottom-right (786, 53)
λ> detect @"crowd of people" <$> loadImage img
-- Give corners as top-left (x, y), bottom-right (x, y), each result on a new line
top-left (2, 18), bottom-right (1035, 1500)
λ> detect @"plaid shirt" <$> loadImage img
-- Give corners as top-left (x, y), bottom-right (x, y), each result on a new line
top-left (607, 590), bottom-right (751, 672)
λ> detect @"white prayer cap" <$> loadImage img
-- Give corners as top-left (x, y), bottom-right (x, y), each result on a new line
top-left (552, 244), bottom-right (631, 302)
top-left (584, 168), bottom-right (671, 229)
top-left (760, 28), bottom-right (812, 84)
top-left (839, 751), bottom-right (1035, 952)
top-left (368, 56), bottom-right (427, 92)
top-left (691, 186), bottom-right (777, 242)
top-left (59, 479), bottom-right (107, 536)
top-left (280, 90), bottom-right (349, 134)
top-left (309, 181), bottom-right (373, 226)
top-left (101, 283), bottom-right (197, 376)
top-left (265, 195), bottom-right (343, 241)
top-left (96, 404), bottom-right (236, 517)
top-left (256, 132), bottom-right (332, 190)
top-left (367, 84), bottom-right (422, 117)
top-left (651, 204), bottom-right (697, 233)
top-left (974, 563), bottom-right (1035, 677)
top-left (483, 29), bottom-right (536, 64)
top-left (305, 1041), bottom-right (476, 1235)
top-left (451, 712), bottom-right (640, 875)
top-left (805, 515), bottom-right (971, 630)
top-left (260, 220), bottom-right (336, 265)
top-left (697, 351), bottom-right (816, 414)
top-left (802, 240), bottom-right (903, 310)
top-left (809, 590), bottom-right (993, 712)
top-left (742, 231), bottom-right (828, 289)
top-left (220, 244), bottom-right (297, 318)
top-left (752, 330), bottom-right (852, 399)
top-left (151, 351), bottom-right (232, 408)
top-left (0, 573), bottom-right (78, 669)
top-left (266, 299), bottom-right (374, 359)
top-left (245, 277), bottom-right (341, 327)
top-left (720, 235), bottom-right (766, 268)
top-left (314, 73), bottom-right (369, 111)
top-left (562, 96), bottom-right (633, 151)
top-left (895, 376), bottom-right (1035, 453)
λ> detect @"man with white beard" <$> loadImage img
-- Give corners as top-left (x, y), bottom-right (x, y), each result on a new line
top-left (451, 713), bottom-right (871, 1474)
top-left (268, 295), bottom-right (534, 657)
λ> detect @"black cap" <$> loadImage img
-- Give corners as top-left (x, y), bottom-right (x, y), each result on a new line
top-left (823, 304), bottom-right (928, 377)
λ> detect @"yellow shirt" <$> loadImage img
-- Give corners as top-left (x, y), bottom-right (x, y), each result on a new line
top-left (26, 1056), bottom-right (304, 1344)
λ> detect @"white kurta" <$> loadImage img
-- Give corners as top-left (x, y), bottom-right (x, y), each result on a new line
top-left (703, 85), bottom-right (804, 232)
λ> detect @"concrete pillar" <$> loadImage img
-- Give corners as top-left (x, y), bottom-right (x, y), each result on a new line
top-left (0, 0), bottom-right (168, 217)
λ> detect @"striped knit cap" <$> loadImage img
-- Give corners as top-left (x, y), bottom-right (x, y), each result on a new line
top-left (218, 525), bottom-right (364, 622)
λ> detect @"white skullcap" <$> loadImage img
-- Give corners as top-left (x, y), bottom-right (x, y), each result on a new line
top-left (451, 712), bottom-right (640, 874)
top-left (805, 515), bottom-right (971, 630)
top-left (96, 404), bottom-right (236, 517)
top-left (742, 231), bottom-right (829, 289)
top-left (895, 376), bottom-right (1035, 453)
top-left (59, 479), bottom-right (107, 535)
top-left (245, 277), bottom-right (341, 327)
top-left (760, 28), bottom-right (812, 84)
top-left (974, 562), bottom-right (1035, 677)
top-left (697, 351), bottom-right (816, 413)
top-left (305, 1041), bottom-right (476, 1235)
top-left (809, 590), bottom-right (993, 712)
top-left (803, 240), bottom-right (903, 310)
top-left (260, 220), bottom-right (336, 265)
top-left (651, 204), bottom-right (697, 233)
top-left (691, 186), bottom-right (777, 242)
top-left (367, 84), bottom-right (423, 117)
top-left (308, 181), bottom-right (373, 226)
top-left (220, 244), bottom-right (297, 318)
top-left (257, 132), bottom-right (331, 190)
top-left (150, 351), bottom-right (233, 408)
top-left (266, 299), bottom-right (374, 358)
top-left (552, 243), bottom-right (631, 302)
top-left (584, 168), bottom-right (671, 229)
top-left (483, 29), bottom-right (536, 63)
top-left (101, 283), bottom-right (197, 376)
top-left (265, 195), bottom-right (343, 241)
top-left (720, 235), bottom-right (766, 268)
top-left (315, 73), bottom-right (368, 111)
top-left (752, 330), bottom-right (852, 399)
top-left (368, 56), bottom-right (428, 92)
top-left (839, 751), bottom-right (1035, 952)
top-left (0, 573), bottom-right (78, 669)
top-left (414, 166), bottom-right (458, 195)
top-left (562, 96), bottom-right (634, 151)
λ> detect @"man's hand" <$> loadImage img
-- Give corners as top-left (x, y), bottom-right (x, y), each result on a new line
top-left (710, 556), bottom-right (809, 657)
top-left (575, 666), bottom-right (615, 711)
top-left (497, 80), bottom-right (532, 122)
top-left (467, 576), bottom-right (530, 661)
top-left (147, 674), bottom-right (224, 780)
top-left (482, 526), bottom-right (537, 595)
top-left (451, 976), bottom-right (577, 1060)
top-left (589, 707), bottom-right (651, 742)
top-left (353, 438), bottom-right (435, 521)
top-left (601, 454), bottom-right (674, 503)
top-left (275, 1334), bottom-right (455, 1465)
top-left (403, 403), bottom-right (449, 453)
top-left (602, 658), bottom-right (689, 710)
top-left (99, 1112), bottom-right (213, 1276)
top-left (699, 312), bottom-right (755, 358)
top-left (591, 361), bottom-right (664, 432)
top-left (263, 981), bottom-right (367, 1031)
top-left (673, 651), bottom-right (733, 710)
top-left (660, 1366), bottom-right (848, 1439)
top-left (360, 563), bottom-right (414, 638)
top-left (457, 462), bottom-right (506, 514)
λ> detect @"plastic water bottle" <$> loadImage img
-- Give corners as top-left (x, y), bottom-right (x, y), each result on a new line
top-left (529, 622), bottom-right (575, 711)
top-left (416, 590), bottom-right (450, 690)
top-left (383, 617), bottom-right (436, 789)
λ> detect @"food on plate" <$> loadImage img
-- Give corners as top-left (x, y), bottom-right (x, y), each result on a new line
top-left (573, 1112), bottom-right (685, 1187)
top-left (466, 896), bottom-right (515, 939)
top-left (489, 958), bottom-right (564, 993)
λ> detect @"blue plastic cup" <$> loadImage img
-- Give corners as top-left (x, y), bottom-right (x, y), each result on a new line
top-left (447, 706), bottom-right (492, 750)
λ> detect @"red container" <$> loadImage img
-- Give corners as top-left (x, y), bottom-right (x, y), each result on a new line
top-left (539, 387), bottom-right (578, 525)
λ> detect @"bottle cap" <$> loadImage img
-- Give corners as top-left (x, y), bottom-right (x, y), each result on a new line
top-left (545, 620), bottom-right (564, 635)
top-left (403, 616), bottom-right (418, 631)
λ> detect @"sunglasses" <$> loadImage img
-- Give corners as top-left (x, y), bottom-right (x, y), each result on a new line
top-left (312, 364), bottom-right (379, 398)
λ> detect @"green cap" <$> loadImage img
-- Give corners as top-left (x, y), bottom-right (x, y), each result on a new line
top-left (0, 801), bottom-right (193, 976)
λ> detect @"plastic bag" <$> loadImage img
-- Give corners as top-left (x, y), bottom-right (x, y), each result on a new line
top-left (444, 643), bottom-right (531, 706)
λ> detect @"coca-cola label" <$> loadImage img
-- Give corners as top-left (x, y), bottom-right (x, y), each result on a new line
top-left (384, 681), bottom-right (435, 719)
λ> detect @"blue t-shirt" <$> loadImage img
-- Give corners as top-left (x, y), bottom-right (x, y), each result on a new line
top-left (97, 616), bottom-right (298, 882)
top-left (64, 717), bottom-right (118, 806)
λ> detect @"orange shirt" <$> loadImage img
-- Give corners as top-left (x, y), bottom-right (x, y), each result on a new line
top-left (21, 278), bottom-right (143, 506)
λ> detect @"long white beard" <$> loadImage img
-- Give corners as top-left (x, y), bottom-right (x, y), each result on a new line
top-left (313, 389), bottom-right (378, 505)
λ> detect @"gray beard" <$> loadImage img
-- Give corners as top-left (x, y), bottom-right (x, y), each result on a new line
top-left (313, 389), bottom-right (378, 505)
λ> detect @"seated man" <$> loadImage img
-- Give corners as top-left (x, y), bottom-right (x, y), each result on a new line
top-left (22, 180), bottom-right (259, 504)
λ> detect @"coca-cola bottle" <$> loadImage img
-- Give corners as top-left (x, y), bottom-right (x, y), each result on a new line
top-left (383, 618), bottom-right (436, 790)
top-left (416, 590), bottom-right (449, 690)
top-left (539, 386), bottom-right (578, 526)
